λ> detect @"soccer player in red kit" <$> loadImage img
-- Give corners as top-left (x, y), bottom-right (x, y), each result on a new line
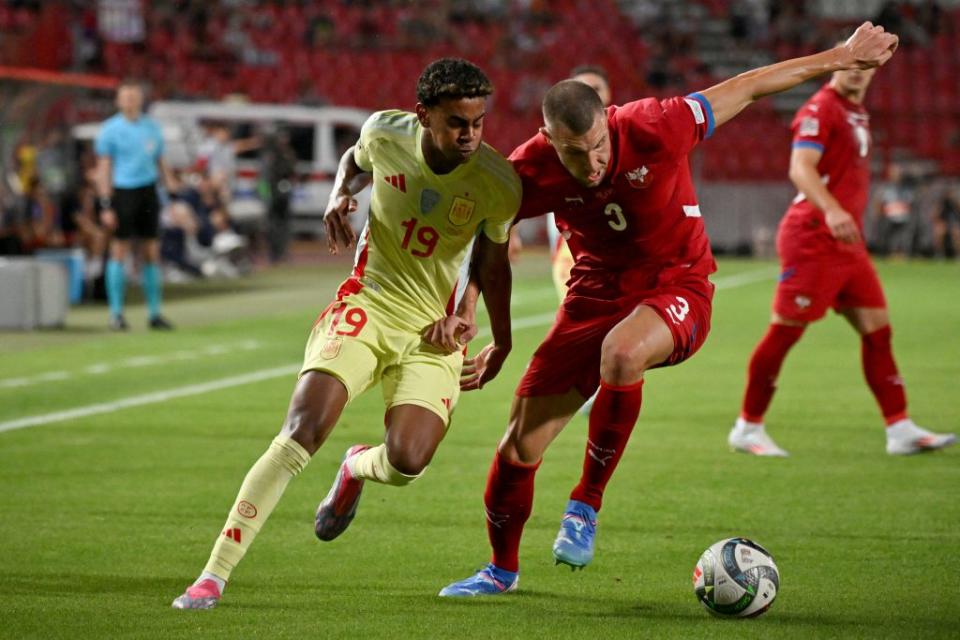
top-left (728, 51), bottom-right (956, 457)
top-left (438, 23), bottom-right (900, 597)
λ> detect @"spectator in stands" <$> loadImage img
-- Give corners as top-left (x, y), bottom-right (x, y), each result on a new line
top-left (22, 177), bottom-right (64, 252)
top-left (932, 179), bottom-right (960, 259)
top-left (61, 162), bottom-right (108, 291)
top-left (0, 177), bottom-right (26, 255)
top-left (875, 162), bottom-right (917, 258)
top-left (260, 125), bottom-right (297, 263)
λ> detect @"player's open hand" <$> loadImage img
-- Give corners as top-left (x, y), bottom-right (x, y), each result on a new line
top-left (842, 21), bottom-right (899, 69)
top-left (423, 315), bottom-right (478, 354)
top-left (323, 192), bottom-right (358, 254)
top-left (460, 342), bottom-right (511, 391)
top-left (824, 206), bottom-right (861, 244)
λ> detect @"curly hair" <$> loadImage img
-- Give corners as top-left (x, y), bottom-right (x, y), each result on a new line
top-left (416, 58), bottom-right (493, 107)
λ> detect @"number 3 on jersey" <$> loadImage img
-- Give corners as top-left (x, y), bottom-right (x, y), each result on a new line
top-left (605, 203), bottom-right (627, 231)
top-left (665, 296), bottom-right (689, 325)
top-left (400, 218), bottom-right (438, 257)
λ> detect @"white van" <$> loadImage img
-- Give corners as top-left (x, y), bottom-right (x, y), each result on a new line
top-left (74, 101), bottom-right (371, 235)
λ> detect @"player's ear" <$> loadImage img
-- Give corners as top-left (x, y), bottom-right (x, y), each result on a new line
top-left (415, 103), bottom-right (430, 128)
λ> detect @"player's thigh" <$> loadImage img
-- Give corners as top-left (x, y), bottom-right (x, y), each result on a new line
top-left (635, 282), bottom-right (714, 369)
top-left (301, 298), bottom-right (384, 402)
top-left (773, 258), bottom-right (845, 323)
top-left (382, 339), bottom-right (464, 428)
top-left (499, 390), bottom-right (585, 464)
top-left (600, 305), bottom-right (675, 382)
top-left (834, 257), bottom-right (888, 334)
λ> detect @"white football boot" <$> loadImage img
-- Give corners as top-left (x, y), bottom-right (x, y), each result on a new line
top-left (728, 418), bottom-right (790, 457)
top-left (885, 419), bottom-right (957, 455)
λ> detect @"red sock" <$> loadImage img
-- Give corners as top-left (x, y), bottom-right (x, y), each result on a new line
top-left (861, 326), bottom-right (907, 425)
top-left (484, 451), bottom-right (540, 573)
top-left (569, 379), bottom-right (644, 512)
top-left (741, 324), bottom-right (805, 422)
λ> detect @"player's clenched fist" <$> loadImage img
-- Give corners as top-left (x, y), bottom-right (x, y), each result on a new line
top-left (842, 21), bottom-right (899, 69)
top-left (323, 191), bottom-right (358, 254)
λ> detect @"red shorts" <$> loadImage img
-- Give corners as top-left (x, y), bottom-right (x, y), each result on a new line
top-left (774, 246), bottom-right (886, 323)
top-left (516, 278), bottom-right (714, 398)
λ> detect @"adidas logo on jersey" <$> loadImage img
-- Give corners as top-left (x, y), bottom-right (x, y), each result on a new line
top-left (384, 174), bottom-right (407, 193)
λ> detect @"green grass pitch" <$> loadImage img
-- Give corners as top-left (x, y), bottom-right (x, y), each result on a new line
top-left (1, 254), bottom-right (957, 639)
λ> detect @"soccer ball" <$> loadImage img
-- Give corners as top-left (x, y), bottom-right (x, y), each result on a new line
top-left (692, 537), bottom-right (780, 618)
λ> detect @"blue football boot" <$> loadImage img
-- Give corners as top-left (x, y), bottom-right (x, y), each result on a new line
top-left (552, 499), bottom-right (597, 570)
top-left (438, 563), bottom-right (518, 597)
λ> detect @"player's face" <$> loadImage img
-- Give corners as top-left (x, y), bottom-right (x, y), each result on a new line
top-left (571, 72), bottom-right (612, 107)
top-left (116, 86), bottom-right (144, 116)
top-left (832, 67), bottom-right (876, 96)
top-left (417, 96), bottom-right (486, 168)
top-left (543, 112), bottom-right (611, 188)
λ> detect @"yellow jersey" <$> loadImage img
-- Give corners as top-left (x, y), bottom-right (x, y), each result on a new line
top-left (348, 109), bottom-right (521, 331)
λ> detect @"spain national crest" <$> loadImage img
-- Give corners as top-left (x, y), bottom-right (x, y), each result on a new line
top-left (321, 337), bottom-right (342, 359)
top-left (448, 196), bottom-right (476, 226)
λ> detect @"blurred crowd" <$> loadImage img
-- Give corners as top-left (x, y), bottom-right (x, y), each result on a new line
top-left (2, 0), bottom-right (959, 296)
top-left (869, 163), bottom-right (960, 259)
top-left (0, 121), bottom-right (282, 299)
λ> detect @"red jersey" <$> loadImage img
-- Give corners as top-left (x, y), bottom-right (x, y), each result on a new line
top-left (783, 84), bottom-right (872, 247)
top-left (510, 95), bottom-right (717, 299)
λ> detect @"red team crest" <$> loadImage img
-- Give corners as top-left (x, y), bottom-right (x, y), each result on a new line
top-left (625, 165), bottom-right (650, 189)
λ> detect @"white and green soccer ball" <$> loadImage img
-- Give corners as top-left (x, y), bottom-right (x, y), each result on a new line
top-left (692, 537), bottom-right (780, 618)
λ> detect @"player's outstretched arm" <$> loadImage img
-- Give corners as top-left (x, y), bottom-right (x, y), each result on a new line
top-left (461, 234), bottom-right (512, 391)
top-left (698, 21), bottom-right (898, 129)
top-left (323, 145), bottom-right (372, 254)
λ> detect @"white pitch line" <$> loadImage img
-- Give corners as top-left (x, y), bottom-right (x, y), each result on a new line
top-left (0, 267), bottom-right (774, 434)
top-left (0, 339), bottom-right (265, 389)
top-left (0, 366), bottom-right (297, 434)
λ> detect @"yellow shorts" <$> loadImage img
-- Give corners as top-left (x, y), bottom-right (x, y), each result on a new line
top-left (300, 289), bottom-right (463, 425)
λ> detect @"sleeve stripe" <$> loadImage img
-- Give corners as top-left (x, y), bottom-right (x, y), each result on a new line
top-left (686, 92), bottom-right (715, 139)
top-left (792, 140), bottom-right (825, 151)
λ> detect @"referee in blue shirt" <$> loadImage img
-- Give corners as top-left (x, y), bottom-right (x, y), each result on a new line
top-left (95, 79), bottom-right (173, 330)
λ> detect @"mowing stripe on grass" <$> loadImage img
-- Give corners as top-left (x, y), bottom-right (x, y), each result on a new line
top-left (0, 267), bottom-right (775, 434)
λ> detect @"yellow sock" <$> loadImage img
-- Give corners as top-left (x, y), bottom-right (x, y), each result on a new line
top-left (203, 435), bottom-right (311, 581)
top-left (349, 444), bottom-right (420, 486)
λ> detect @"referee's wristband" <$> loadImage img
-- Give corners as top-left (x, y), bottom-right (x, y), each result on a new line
top-left (99, 197), bottom-right (112, 209)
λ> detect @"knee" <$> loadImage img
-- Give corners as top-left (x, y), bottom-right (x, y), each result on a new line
top-left (283, 405), bottom-right (337, 454)
top-left (498, 427), bottom-right (541, 466)
top-left (599, 336), bottom-right (649, 384)
top-left (385, 445), bottom-right (432, 477)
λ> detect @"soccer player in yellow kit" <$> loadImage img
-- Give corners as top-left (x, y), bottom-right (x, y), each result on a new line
top-left (172, 58), bottom-right (520, 609)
